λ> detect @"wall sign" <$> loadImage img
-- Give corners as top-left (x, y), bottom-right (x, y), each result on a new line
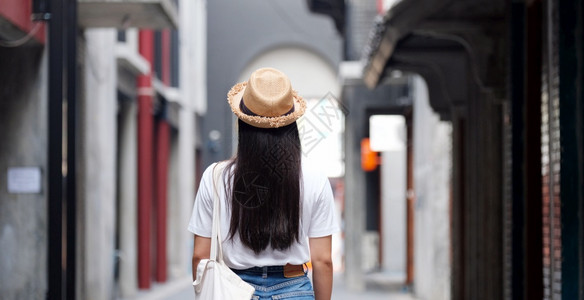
top-left (7, 167), bottom-right (42, 194)
top-left (369, 115), bottom-right (406, 152)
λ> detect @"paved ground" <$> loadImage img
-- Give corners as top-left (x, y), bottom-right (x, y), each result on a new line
top-left (330, 273), bottom-right (416, 300)
top-left (148, 272), bottom-right (416, 300)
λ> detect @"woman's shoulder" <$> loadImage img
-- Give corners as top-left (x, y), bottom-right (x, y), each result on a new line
top-left (200, 160), bottom-right (231, 182)
top-left (203, 160), bottom-right (232, 171)
top-left (301, 159), bottom-right (329, 186)
top-left (201, 162), bottom-right (218, 178)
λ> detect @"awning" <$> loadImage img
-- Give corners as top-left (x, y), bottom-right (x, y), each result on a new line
top-left (362, 0), bottom-right (452, 88)
top-left (361, 0), bottom-right (506, 120)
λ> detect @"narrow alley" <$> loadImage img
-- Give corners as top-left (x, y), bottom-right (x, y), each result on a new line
top-left (1, 0), bottom-right (583, 300)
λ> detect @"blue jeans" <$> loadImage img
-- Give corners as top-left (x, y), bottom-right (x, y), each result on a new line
top-left (232, 266), bottom-right (315, 300)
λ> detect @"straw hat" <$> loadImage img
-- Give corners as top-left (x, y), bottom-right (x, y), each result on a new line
top-left (227, 68), bottom-right (306, 128)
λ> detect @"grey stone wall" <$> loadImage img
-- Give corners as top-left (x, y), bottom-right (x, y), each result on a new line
top-left (341, 81), bottom-right (410, 290)
top-left (77, 29), bottom-right (118, 300)
top-left (380, 149), bottom-right (406, 275)
top-left (204, 0), bottom-right (342, 167)
top-left (0, 46), bottom-right (48, 299)
top-left (411, 76), bottom-right (451, 300)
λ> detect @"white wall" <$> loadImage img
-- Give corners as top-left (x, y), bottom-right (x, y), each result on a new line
top-left (371, 114), bottom-right (407, 277)
top-left (380, 149), bottom-right (406, 277)
top-left (175, 0), bottom-right (205, 281)
top-left (236, 47), bottom-right (344, 177)
top-left (78, 29), bottom-right (118, 300)
top-left (0, 46), bottom-right (48, 299)
top-left (117, 101), bottom-right (138, 297)
top-left (412, 75), bottom-right (451, 300)
top-left (237, 47), bottom-right (339, 98)
top-left (77, 2), bottom-right (204, 297)
top-left (181, 0), bottom-right (207, 115)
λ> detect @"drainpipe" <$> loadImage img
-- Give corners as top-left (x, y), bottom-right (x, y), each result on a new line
top-left (155, 29), bottom-right (171, 283)
top-left (155, 114), bottom-right (170, 282)
top-left (137, 29), bottom-right (154, 289)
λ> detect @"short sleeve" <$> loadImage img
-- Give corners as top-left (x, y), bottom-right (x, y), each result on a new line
top-left (187, 163), bottom-right (216, 237)
top-left (307, 177), bottom-right (340, 237)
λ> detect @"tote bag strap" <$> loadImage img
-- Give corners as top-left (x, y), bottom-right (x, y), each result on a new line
top-left (210, 161), bottom-right (227, 262)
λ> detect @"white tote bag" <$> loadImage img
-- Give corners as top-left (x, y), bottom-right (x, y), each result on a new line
top-left (193, 162), bottom-right (255, 300)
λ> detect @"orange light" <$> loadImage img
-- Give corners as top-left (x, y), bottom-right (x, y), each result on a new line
top-left (361, 138), bottom-right (379, 171)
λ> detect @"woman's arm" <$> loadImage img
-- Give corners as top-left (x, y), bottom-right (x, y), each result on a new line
top-left (309, 235), bottom-right (333, 300)
top-left (192, 235), bottom-right (211, 281)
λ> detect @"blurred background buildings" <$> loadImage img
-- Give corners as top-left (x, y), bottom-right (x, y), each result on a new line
top-left (0, 0), bottom-right (583, 300)
top-left (1, 0), bottom-right (205, 298)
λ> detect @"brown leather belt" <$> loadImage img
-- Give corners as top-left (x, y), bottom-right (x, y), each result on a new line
top-left (283, 263), bottom-right (307, 278)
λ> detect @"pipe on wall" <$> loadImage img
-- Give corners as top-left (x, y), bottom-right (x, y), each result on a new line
top-left (137, 29), bottom-right (154, 289)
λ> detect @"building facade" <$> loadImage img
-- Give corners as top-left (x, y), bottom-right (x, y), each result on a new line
top-left (203, 0), bottom-right (343, 168)
top-left (316, 0), bottom-right (584, 299)
top-left (0, 1), bottom-right (47, 298)
top-left (0, 0), bottom-right (206, 298)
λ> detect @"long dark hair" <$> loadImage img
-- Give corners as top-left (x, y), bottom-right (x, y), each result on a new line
top-left (224, 119), bottom-right (302, 254)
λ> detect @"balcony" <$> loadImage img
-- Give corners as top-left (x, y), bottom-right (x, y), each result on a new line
top-left (0, 0), bottom-right (45, 45)
top-left (78, 0), bottom-right (178, 29)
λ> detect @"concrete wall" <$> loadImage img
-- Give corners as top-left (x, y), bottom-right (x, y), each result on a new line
top-left (0, 4), bottom-right (202, 299)
top-left (237, 47), bottom-right (340, 97)
top-left (341, 81), bottom-right (410, 290)
top-left (411, 76), bottom-right (451, 300)
top-left (76, 3), bottom-right (203, 296)
top-left (380, 148), bottom-right (406, 277)
top-left (174, 0), bottom-right (205, 282)
top-left (205, 0), bottom-right (342, 166)
top-left (0, 46), bottom-right (47, 299)
top-left (234, 47), bottom-right (342, 176)
top-left (117, 100), bottom-right (138, 297)
top-left (77, 29), bottom-right (118, 300)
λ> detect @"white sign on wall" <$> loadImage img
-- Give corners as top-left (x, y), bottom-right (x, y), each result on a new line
top-left (369, 115), bottom-right (406, 152)
top-left (7, 167), bottom-right (42, 194)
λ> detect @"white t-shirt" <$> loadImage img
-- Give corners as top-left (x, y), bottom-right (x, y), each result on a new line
top-left (188, 161), bottom-right (339, 269)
